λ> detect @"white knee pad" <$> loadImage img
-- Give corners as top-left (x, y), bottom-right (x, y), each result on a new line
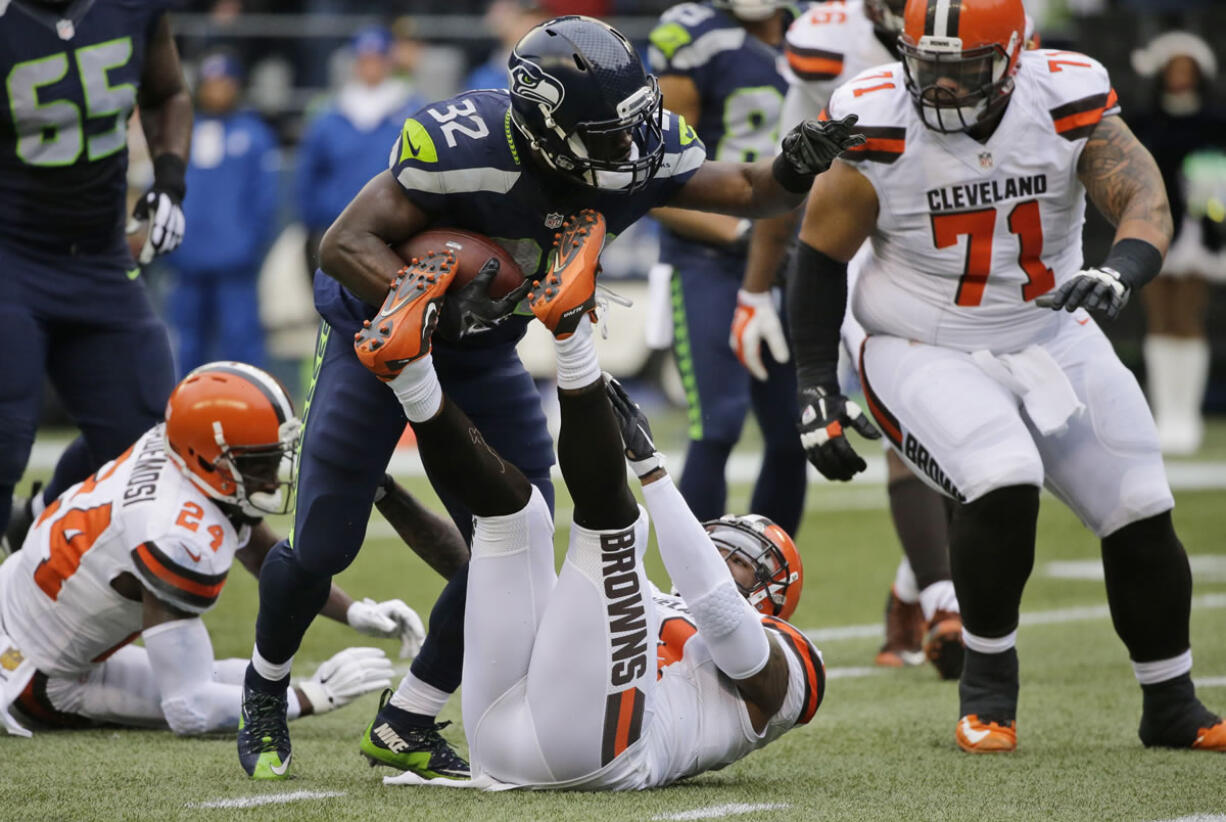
top-left (160, 696), bottom-right (212, 736)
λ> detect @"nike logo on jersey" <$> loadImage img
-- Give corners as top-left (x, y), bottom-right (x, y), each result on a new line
top-left (959, 717), bottom-right (990, 744)
top-left (406, 135), bottom-right (424, 158)
top-left (184, 547), bottom-right (203, 563)
top-left (63, 528), bottom-right (85, 543)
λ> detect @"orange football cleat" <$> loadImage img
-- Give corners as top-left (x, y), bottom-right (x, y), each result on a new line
top-left (956, 714), bottom-right (1017, 753)
top-left (354, 250), bottom-right (457, 382)
top-left (528, 209), bottom-right (606, 339)
top-left (1191, 719), bottom-right (1226, 751)
top-left (875, 587), bottom-right (924, 668)
top-left (925, 610), bottom-right (965, 680)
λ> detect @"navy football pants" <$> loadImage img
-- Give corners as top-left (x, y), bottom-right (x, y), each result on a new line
top-left (0, 243), bottom-right (175, 531)
top-left (254, 323), bottom-right (555, 693)
top-left (670, 261), bottom-right (807, 535)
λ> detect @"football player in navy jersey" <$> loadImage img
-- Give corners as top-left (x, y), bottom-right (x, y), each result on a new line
top-left (646, 0), bottom-right (809, 539)
top-left (238, 14), bottom-right (864, 780)
top-left (0, 0), bottom-right (191, 553)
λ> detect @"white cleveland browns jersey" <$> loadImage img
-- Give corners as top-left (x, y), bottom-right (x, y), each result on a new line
top-left (827, 49), bottom-right (1120, 353)
top-left (781, 0), bottom-right (895, 132)
top-left (0, 425), bottom-right (243, 678)
top-left (640, 587), bottom-right (823, 786)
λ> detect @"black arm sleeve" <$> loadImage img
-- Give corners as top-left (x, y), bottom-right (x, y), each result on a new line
top-left (1103, 237), bottom-right (1164, 292)
top-left (786, 241), bottom-right (849, 388)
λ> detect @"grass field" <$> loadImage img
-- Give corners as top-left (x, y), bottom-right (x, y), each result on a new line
top-left (2, 420), bottom-right (1225, 821)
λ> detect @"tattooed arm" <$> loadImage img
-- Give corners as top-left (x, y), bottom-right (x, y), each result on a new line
top-left (1076, 115), bottom-right (1173, 254)
top-left (1036, 116), bottom-right (1172, 319)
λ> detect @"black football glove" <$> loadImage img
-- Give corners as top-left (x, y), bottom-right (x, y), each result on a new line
top-left (129, 154), bottom-right (187, 264)
top-left (797, 384), bottom-right (880, 481)
top-left (605, 374), bottom-right (665, 478)
top-left (1033, 267), bottom-right (1129, 320)
top-left (773, 115), bottom-right (866, 193)
top-left (437, 257), bottom-right (531, 341)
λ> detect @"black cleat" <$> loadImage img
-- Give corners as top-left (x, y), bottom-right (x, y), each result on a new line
top-left (237, 685), bottom-right (292, 779)
top-left (360, 690), bottom-right (469, 779)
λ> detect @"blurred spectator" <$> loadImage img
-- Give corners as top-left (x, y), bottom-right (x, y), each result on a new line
top-left (296, 25), bottom-right (423, 270)
top-left (465, 0), bottom-right (552, 90)
top-left (1131, 31), bottom-right (1226, 454)
top-left (166, 50), bottom-right (279, 374)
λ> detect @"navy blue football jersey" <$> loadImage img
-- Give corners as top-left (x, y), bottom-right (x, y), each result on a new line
top-left (648, 2), bottom-right (794, 266)
top-left (0, 0), bottom-right (171, 257)
top-left (314, 88), bottom-right (708, 348)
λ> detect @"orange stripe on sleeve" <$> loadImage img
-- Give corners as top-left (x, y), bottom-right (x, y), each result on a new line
top-left (133, 542), bottom-right (226, 602)
top-left (787, 50), bottom-right (843, 80)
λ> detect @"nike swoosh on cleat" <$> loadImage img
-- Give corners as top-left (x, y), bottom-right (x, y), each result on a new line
top-left (960, 718), bottom-right (990, 745)
top-left (380, 289), bottom-right (417, 319)
top-left (269, 754), bottom-right (291, 776)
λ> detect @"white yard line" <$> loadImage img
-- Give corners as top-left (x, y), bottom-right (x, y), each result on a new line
top-left (187, 790), bottom-right (345, 809)
top-left (653, 803), bottom-right (790, 820)
top-left (1046, 556), bottom-right (1226, 582)
top-left (1150, 816), bottom-right (1226, 822)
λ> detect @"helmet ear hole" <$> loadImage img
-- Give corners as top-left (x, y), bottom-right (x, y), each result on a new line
top-left (573, 54), bottom-right (587, 71)
top-left (196, 456), bottom-right (216, 474)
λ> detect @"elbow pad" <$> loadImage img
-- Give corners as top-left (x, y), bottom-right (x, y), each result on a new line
top-left (689, 581), bottom-right (771, 681)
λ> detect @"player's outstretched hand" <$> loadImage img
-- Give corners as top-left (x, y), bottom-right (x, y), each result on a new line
top-left (730, 289), bottom-right (790, 381)
top-left (1034, 267), bottom-right (1130, 320)
top-left (347, 597), bottom-right (427, 659)
top-left (297, 647), bottom-right (393, 716)
top-left (779, 115), bottom-right (866, 181)
top-left (797, 384), bottom-right (880, 481)
top-left (438, 257), bottom-right (532, 340)
top-left (128, 155), bottom-right (187, 264)
top-left (605, 374), bottom-right (665, 478)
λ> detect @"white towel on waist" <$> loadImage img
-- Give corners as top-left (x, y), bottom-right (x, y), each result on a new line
top-left (970, 345), bottom-right (1085, 437)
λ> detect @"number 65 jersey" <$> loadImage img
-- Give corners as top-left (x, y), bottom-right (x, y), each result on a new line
top-left (0, 426), bottom-right (241, 679)
top-left (828, 50), bottom-right (1120, 354)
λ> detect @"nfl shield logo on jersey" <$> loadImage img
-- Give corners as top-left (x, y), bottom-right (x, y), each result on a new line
top-left (544, 212), bottom-right (564, 229)
top-left (978, 152), bottom-right (994, 169)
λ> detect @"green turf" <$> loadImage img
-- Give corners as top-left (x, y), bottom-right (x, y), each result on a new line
top-left (2, 456), bottom-right (1225, 819)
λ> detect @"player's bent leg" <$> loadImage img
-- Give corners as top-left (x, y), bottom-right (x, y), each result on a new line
top-left (46, 646), bottom-right (166, 728)
top-left (506, 512), bottom-right (653, 785)
top-left (0, 296), bottom-right (48, 537)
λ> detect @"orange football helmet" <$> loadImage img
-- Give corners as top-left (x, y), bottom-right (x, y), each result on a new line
top-left (898, 0), bottom-right (1026, 132)
top-left (705, 514), bottom-right (804, 621)
top-left (163, 362), bottom-right (302, 518)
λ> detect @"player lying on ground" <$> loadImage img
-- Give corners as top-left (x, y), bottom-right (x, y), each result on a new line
top-left (0, 362), bottom-right (447, 738)
top-left (352, 211), bottom-right (823, 790)
top-left (785, 0), bottom-right (1225, 752)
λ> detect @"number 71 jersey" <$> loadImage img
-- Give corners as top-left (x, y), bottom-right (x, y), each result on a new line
top-left (828, 50), bottom-right (1120, 354)
top-left (0, 426), bottom-right (240, 678)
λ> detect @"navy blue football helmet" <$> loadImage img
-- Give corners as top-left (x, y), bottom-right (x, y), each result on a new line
top-left (508, 16), bottom-right (664, 193)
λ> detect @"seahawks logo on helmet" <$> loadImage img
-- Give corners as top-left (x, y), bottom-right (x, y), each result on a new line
top-left (510, 63), bottom-right (565, 112)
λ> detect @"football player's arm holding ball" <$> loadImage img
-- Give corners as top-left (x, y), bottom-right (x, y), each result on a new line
top-left (786, 159), bottom-right (883, 480)
top-left (1035, 116), bottom-right (1172, 319)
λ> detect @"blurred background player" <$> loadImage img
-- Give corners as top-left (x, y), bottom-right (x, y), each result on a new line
top-left (645, 0), bottom-right (809, 540)
top-left (165, 49), bottom-right (278, 375)
top-left (0, 0), bottom-right (191, 556)
top-left (1130, 31), bottom-right (1226, 455)
top-left (355, 228), bottom-right (823, 790)
top-left (787, 0), bottom-right (1225, 753)
top-left (740, 0), bottom-right (963, 676)
top-left (296, 25), bottom-right (423, 274)
top-left (237, 13), bottom-right (863, 781)
top-left (464, 0), bottom-right (552, 91)
top-left (0, 363), bottom-right (401, 739)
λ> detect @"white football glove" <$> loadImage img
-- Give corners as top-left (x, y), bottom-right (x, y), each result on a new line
top-left (347, 597), bottom-right (427, 659)
top-left (297, 647), bottom-right (393, 716)
top-left (0, 632), bottom-right (36, 738)
top-left (128, 190), bottom-right (186, 264)
top-left (730, 289), bottom-right (790, 381)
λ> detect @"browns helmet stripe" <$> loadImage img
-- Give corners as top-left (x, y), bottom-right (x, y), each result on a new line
top-left (924, 0), bottom-right (962, 37)
top-left (198, 363), bottom-right (292, 426)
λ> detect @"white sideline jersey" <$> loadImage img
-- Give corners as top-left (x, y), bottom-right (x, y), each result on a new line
top-left (827, 50), bottom-right (1120, 353)
top-left (781, 0), bottom-right (894, 132)
top-left (639, 588), bottom-right (823, 787)
top-left (0, 426), bottom-right (242, 678)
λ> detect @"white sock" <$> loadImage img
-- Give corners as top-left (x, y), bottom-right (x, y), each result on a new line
top-left (918, 580), bottom-right (959, 622)
top-left (389, 671), bottom-right (452, 718)
top-left (553, 320), bottom-right (601, 390)
top-left (893, 558), bottom-right (919, 604)
top-left (387, 354), bottom-right (443, 423)
top-left (250, 647), bottom-right (293, 683)
top-left (1132, 650), bottom-right (1192, 685)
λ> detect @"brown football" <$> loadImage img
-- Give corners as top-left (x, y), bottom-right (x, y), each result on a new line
top-left (392, 229), bottom-right (525, 299)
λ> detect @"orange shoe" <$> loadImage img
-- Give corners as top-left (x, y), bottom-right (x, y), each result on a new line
top-left (1192, 719), bottom-right (1226, 751)
top-left (925, 610), bottom-right (965, 681)
top-left (875, 587), bottom-right (924, 668)
top-left (528, 209), bottom-right (605, 339)
top-left (354, 250), bottom-right (457, 382)
top-left (956, 714), bottom-right (1017, 753)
